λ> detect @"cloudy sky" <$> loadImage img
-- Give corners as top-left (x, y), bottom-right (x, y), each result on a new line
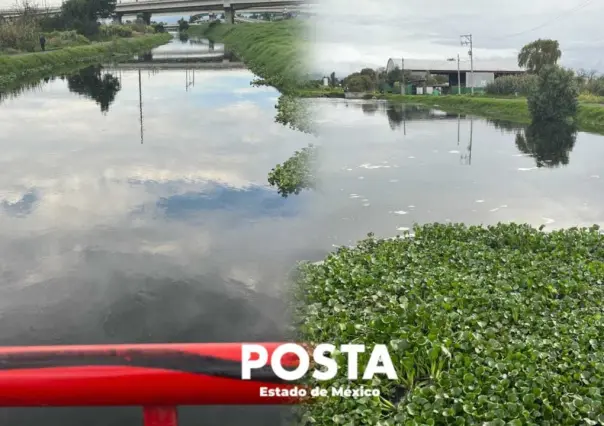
top-left (310, 0), bottom-right (603, 75)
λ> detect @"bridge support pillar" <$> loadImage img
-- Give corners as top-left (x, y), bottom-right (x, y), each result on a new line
top-left (142, 11), bottom-right (152, 25)
top-left (224, 3), bottom-right (234, 24)
top-left (114, 13), bottom-right (123, 24)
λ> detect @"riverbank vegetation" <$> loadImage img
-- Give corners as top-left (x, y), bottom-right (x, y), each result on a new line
top-left (295, 223), bottom-right (604, 425)
top-left (299, 37), bottom-right (604, 134)
top-left (0, 33), bottom-right (171, 89)
top-left (187, 21), bottom-right (310, 93)
top-left (0, 0), bottom-right (166, 55)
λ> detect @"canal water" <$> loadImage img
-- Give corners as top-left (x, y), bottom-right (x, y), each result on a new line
top-left (1, 37), bottom-right (604, 425)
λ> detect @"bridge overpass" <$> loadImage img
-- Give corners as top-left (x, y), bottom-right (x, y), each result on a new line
top-left (0, 0), bottom-right (314, 22)
top-left (111, 61), bottom-right (246, 70)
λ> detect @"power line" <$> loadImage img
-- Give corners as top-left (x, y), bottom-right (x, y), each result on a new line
top-left (487, 0), bottom-right (595, 40)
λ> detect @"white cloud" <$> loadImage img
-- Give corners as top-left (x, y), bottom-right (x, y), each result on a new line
top-left (310, 0), bottom-right (604, 74)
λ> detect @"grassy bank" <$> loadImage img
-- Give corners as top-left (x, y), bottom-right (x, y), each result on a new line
top-left (0, 33), bottom-right (171, 89)
top-left (187, 21), bottom-right (309, 93)
top-left (300, 89), bottom-right (604, 134)
top-left (296, 223), bottom-right (604, 425)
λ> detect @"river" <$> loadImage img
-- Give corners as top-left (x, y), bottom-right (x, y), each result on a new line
top-left (0, 35), bottom-right (603, 425)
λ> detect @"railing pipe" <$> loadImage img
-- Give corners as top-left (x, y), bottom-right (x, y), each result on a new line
top-left (0, 343), bottom-right (299, 426)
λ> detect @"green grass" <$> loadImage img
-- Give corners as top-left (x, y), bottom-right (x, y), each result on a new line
top-left (187, 21), bottom-right (309, 93)
top-left (0, 33), bottom-right (171, 89)
top-left (298, 89), bottom-right (604, 135)
top-left (295, 223), bottom-right (604, 425)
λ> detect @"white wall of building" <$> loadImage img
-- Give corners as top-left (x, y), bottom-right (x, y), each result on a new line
top-left (466, 72), bottom-right (495, 88)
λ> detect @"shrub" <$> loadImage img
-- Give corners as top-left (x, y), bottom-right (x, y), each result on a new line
top-left (99, 24), bottom-right (133, 39)
top-left (343, 73), bottom-right (374, 92)
top-left (46, 30), bottom-right (90, 48)
top-left (295, 223), bottom-right (604, 425)
top-left (151, 22), bottom-right (166, 33)
top-left (527, 65), bottom-right (579, 121)
top-left (0, 18), bottom-right (38, 52)
top-left (485, 74), bottom-right (538, 96)
top-left (128, 21), bottom-right (151, 34)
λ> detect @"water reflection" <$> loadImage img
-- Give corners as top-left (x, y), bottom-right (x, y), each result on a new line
top-left (0, 67), bottom-right (311, 426)
top-left (0, 72), bottom-right (603, 426)
top-left (515, 122), bottom-right (578, 168)
top-left (487, 118), bottom-right (579, 168)
top-left (66, 66), bottom-right (121, 113)
top-left (178, 32), bottom-right (190, 43)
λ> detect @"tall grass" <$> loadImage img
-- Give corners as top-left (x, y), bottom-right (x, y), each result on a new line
top-left (190, 21), bottom-right (310, 93)
top-left (0, 15), bottom-right (39, 52)
top-left (0, 33), bottom-right (171, 89)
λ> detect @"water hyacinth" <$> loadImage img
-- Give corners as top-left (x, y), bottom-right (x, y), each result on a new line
top-left (294, 223), bottom-right (604, 425)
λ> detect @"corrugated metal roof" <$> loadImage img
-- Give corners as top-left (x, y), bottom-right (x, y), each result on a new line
top-left (386, 58), bottom-right (524, 73)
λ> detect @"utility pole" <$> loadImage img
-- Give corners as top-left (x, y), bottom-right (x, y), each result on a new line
top-left (447, 54), bottom-right (461, 95)
top-left (460, 34), bottom-right (474, 95)
top-left (457, 54), bottom-right (461, 95)
top-left (401, 58), bottom-right (405, 95)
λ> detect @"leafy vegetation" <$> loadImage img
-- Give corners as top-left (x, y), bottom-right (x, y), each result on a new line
top-left (0, 33), bottom-right (171, 89)
top-left (527, 65), bottom-right (579, 122)
top-left (268, 144), bottom-right (317, 197)
top-left (177, 18), bottom-right (190, 32)
top-left (187, 21), bottom-right (310, 93)
top-left (485, 74), bottom-right (538, 96)
top-left (295, 223), bottom-right (604, 425)
top-left (0, 0), bottom-right (45, 52)
top-left (518, 39), bottom-right (561, 74)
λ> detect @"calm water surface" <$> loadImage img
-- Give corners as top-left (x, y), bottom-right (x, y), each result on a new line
top-left (1, 44), bottom-right (603, 425)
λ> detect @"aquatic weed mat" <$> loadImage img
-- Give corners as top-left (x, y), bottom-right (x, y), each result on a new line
top-left (295, 223), bottom-right (604, 425)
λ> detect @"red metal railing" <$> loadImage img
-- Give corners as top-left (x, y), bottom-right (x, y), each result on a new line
top-left (0, 343), bottom-right (299, 426)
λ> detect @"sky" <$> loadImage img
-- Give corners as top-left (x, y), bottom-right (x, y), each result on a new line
top-left (309, 0), bottom-right (604, 75)
top-left (1, 0), bottom-right (601, 75)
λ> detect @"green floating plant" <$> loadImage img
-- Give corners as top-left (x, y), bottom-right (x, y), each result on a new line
top-left (294, 223), bottom-right (604, 425)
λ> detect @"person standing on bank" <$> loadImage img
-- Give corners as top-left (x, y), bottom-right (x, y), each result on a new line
top-left (39, 34), bottom-right (46, 51)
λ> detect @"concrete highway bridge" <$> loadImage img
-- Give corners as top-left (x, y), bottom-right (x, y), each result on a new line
top-left (0, 0), bottom-right (314, 23)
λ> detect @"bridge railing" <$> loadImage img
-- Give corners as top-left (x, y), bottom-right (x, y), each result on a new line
top-left (0, 343), bottom-right (298, 426)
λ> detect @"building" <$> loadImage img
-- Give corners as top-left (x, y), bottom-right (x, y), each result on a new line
top-left (385, 58), bottom-right (525, 90)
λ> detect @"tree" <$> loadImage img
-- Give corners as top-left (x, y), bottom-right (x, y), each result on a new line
top-left (343, 73), bottom-right (374, 92)
top-left (151, 22), bottom-right (165, 33)
top-left (527, 65), bottom-right (578, 122)
top-left (177, 17), bottom-right (189, 32)
top-left (360, 68), bottom-right (376, 81)
top-left (59, 0), bottom-right (116, 36)
top-left (518, 39), bottom-right (561, 74)
top-left (329, 71), bottom-right (337, 87)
